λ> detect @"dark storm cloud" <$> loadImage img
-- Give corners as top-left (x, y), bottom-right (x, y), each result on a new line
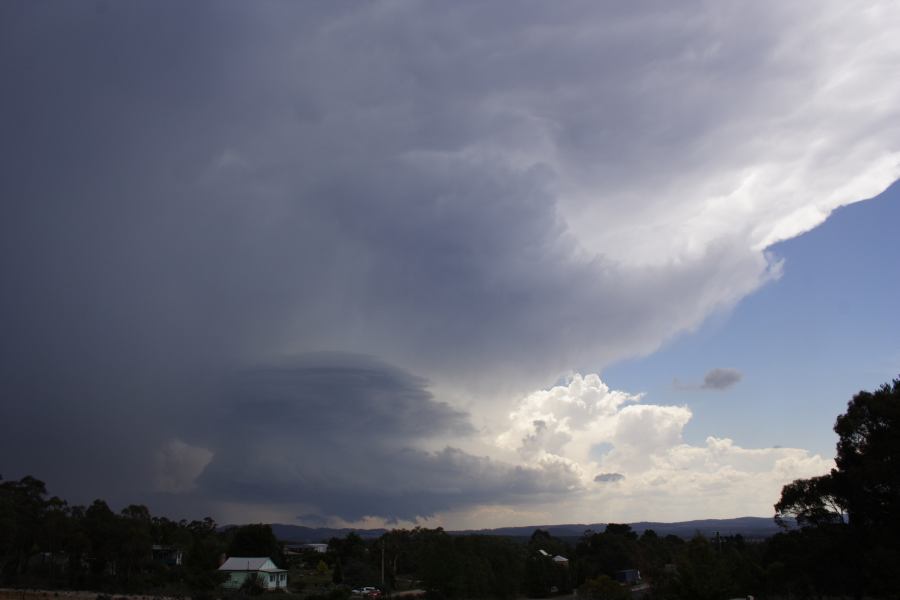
top-left (0, 1), bottom-right (790, 398)
top-left (1, 0), bottom-right (787, 389)
top-left (206, 355), bottom-right (473, 441)
top-left (201, 444), bottom-right (580, 522)
top-left (2, 1), bottom-right (895, 521)
top-left (0, 0), bottom-right (574, 517)
top-left (702, 368), bottom-right (743, 390)
top-left (189, 356), bottom-right (579, 520)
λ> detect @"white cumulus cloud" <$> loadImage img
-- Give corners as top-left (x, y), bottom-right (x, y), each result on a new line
top-left (491, 375), bottom-right (832, 522)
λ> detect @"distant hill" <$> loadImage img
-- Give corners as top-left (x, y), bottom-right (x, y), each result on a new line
top-left (455, 516), bottom-right (784, 539)
top-left (266, 516), bottom-right (785, 544)
top-left (270, 523), bottom-right (388, 543)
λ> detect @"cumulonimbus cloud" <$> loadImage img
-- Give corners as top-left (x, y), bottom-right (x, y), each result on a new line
top-left (1, 1), bottom-right (897, 523)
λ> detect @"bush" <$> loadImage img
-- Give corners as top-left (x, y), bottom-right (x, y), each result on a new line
top-left (578, 576), bottom-right (628, 600)
top-left (239, 574), bottom-right (266, 596)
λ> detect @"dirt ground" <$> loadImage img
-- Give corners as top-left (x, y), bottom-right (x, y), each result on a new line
top-left (0, 590), bottom-right (183, 600)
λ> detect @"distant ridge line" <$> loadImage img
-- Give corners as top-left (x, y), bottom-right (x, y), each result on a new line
top-left (267, 516), bottom-right (786, 544)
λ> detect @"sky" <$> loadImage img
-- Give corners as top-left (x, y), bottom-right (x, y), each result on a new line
top-left (2, 1), bottom-right (900, 530)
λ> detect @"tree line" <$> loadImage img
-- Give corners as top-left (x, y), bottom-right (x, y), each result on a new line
top-left (0, 482), bottom-right (284, 597)
top-left (335, 377), bottom-right (900, 599)
top-left (3, 377), bottom-right (899, 599)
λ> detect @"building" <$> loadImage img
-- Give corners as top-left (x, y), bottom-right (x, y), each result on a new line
top-left (152, 545), bottom-right (183, 566)
top-left (614, 569), bottom-right (641, 584)
top-left (285, 543), bottom-right (328, 554)
top-left (538, 550), bottom-right (569, 565)
top-left (218, 557), bottom-right (288, 590)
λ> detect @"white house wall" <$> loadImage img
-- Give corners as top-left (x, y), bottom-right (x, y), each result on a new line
top-left (222, 570), bottom-right (287, 590)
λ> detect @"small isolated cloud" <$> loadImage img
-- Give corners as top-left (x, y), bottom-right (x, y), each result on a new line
top-left (673, 368), bottom-right (743, 391)
top-left (594, 472), bottom-right (625, 483)
top-left (702, 368), bottom-right (743, 390)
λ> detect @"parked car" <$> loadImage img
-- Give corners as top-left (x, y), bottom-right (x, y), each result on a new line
top-left (352, 587), bottom-right (379, 597)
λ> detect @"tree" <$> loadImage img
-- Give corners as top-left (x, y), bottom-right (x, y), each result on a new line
top-left (664, 536), bottom-right (749, 600)
top-left (0, 475), bottom-right (49, 581)
top-left (240, 572), bottom-right (267, 595)
top-left (773, 377), bottom-right (900, 596)
top-left (574, 528), bottom-right (637, 585)
top-left (775, 377), bottom-right (900, 532)
top-left (603, 524), bottom-right (637, 540)
top-left (183, 518), bottom-right (227, 596)
top-left (774, 474), bottom-right (845, 528)
top-left (578, 575), bottom-right (628, 600)
top-left (2, 474), bottom-right (230, 594)
top-left (119, 504), bottom-right (153, 585)
top-left (227, 524), bottom-right (283, 566)
top-left (833, 377), bottom-right (900, 532)
top-left (331, 557), bottom-right (344, 584)
top-left (523, 552), bottom-right (554, 597)
top-left (328, 532), bottom-right (367, 563)
top-left (327, 532), bottom-right (373, 588)
top-left (525, 529), bottom-right (571, 596)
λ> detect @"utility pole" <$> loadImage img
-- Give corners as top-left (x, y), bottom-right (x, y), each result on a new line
top-left (381, 541), bottom-right (385, 586)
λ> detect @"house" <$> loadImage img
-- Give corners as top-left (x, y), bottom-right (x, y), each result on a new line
top-left (537, 550), bottom-right (569, 565)
top-left (219, 557), bottom-right (288, 590)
